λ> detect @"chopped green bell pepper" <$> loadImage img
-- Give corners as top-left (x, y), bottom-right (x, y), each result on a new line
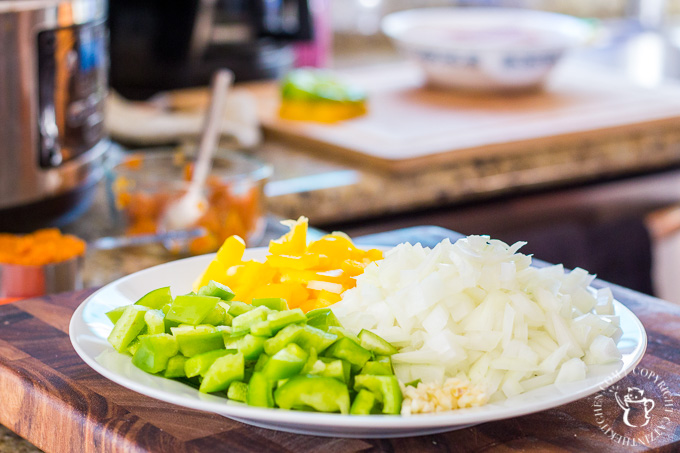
top-left (144, 309), bottom-right (166, 335)
top-left (164, 355), bottom-right (188, 378)
top-left (305, 308), bottom-right (341, 331)
top-left (254, 353), bottom-right (270, 372)
top-left (227, 381), bottom-right (248, 402)
top-left (108, 305), bottom-right (149, 352)
top-left (250, 308), bottom-right (306, 337)
top-left (231, 306), bottom-right (270, 334)
top-left (324, 337), bottom-right (372, 372)
top-left (294, 325), bottom-right (339, 353)
top-left (264, 324), bottom-right (338, 356)
top-left (199, 352), bottom-right (244, 393)
top-left (360, 360), bottom-right (393, 376)
top-left (202, 303), bottom-right (227, 326)
top-left (262, 343), bottom-right (308, 381)
top-left (184, 349), bottom-right (235, 378)
top-left (197, 280), bottom-right (235, 301)
top-left (350, 389), bottom-right (376, 415)
top-left (127, 338), bottom-right (142, 356)
top-left (327, 326), bottom-right (360, 344)
top-left (135, 286), bottom-right (173, 309)
top-left (274, 375), bottom-right (350, 414)
top-left (223, 333), bottom-right (267, 361)
top-left (310, 357), bottom-right (351, 383)
top-left (132, 334), bottom-right (179, 374)
top-left (358, 329), bottom-right (398, 355)
top-left (247, 371), bottom-right (274, 408)
top-left (165, 294), bottom-right (220, 325)
top-left (173, 325), bottom-right (225, 357)
top-left (105, 306), bottom-right (126, 324)
top-left (227, 301), bottom-right (254, 317)
top-left (252, 297), bottom-right (288, 311)
top-left (354, 375), bottom-right (403, 415)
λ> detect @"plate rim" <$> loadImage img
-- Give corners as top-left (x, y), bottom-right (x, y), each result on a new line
top-left (69, 247), bottom-right (648, 431)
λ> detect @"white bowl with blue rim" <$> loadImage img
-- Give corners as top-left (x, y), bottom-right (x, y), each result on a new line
top-left (381, 7), bottom-right (593, 91)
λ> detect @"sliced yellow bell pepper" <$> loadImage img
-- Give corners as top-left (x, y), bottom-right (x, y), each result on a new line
top-left (193, 218), bottom-right (382, 312)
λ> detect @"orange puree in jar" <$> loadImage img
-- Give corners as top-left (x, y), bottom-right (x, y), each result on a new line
top-left (0, 229), bottom-right (86, 266)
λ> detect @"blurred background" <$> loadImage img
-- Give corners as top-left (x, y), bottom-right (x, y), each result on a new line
top-left (5, 0), bottom-right (680, 303)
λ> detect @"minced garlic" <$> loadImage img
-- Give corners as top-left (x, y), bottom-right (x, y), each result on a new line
top-left (400, 377), bottom-right (488, 415)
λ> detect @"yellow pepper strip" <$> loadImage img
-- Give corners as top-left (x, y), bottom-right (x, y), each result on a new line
top-left (266, 253), bottom-right (320, 271)
top-left (193, 217), bottom-right (382, 312)
top-left (194, 260), bottom-right (228, 291)
top-left (232, 261), bottom-right (278, 303)
top-left (216, 235), bottom-right (246, 267)
top-left (269, 217), bottom-right (308, 256)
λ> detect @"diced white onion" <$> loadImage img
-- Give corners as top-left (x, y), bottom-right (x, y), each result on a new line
top-left (331, 235), bottom-right (623, 402)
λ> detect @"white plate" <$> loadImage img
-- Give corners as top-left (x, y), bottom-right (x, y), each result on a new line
top-left (69, 247), bottom-right (647, 438)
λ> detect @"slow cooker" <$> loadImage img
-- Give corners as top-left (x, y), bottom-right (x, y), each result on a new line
top-left (0, 0), bottom-right (109, 231)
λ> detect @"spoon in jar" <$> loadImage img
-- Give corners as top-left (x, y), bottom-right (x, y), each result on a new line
top-left (160, 69), bottom-right (234, 231)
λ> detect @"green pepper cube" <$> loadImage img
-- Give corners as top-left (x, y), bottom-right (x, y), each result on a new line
top-left (263, 324), bottom-right (303, 355)
top-left (202, 303), bottom-right (227, 326)
top-left (227, 301), bottom-right (254, 317)
top-left (327, 326), bottom-right (360, 344)
top-left (197, 280), bottom-right (235, 301)
top-left (231, 306), bottom-right (270, 334)
top-left (264, 324), bottom-right (337, 356)
top-left (274, 375), bottom-right (350, 414)
top-left (132, 334), bottom-right (179, 374)
top-left (250, 308), bottom-right (306, 337)
top-left (135, 287), bottom-right (173, 309)
top-left (227, 381), bottom-right (248, 402)
top-left (350, 389), bottom-right (377, 415)
top-left (105, 305), bottom-right (127, 324)
top-left (173, 326), bottom-right (225, 357)
top-left (108, 305), bottom-right (149, 352)
top-left (199, 352), bottom-right (245, 393)
top-left (354, 375), bottom-right (403, 415)
top-left (296, 325), bottom-right (338, 354)
top-left (324, 337), bottom-right (372, 372)
top-left (358, 329), bottom-right (398, 355)
top-left (223, 333), bottom-right (267, 361)
top-left (311, 358), bottom-right (351, 383)
top-left (300, 348), bottom-right (318, 375)
top-left (144, 309), bottom-right (166, 335)
top-left (360, 360), bottom-right (393, 376)
top-left (246, 371), bottom-right (274, 408)
top-left (164, 355), bottom-right (188, 378)
top-left (185, 349), bottom-right (236, 378)
top-left (262, 343), bottom-right (308, 381)
top-left (254, 353), bottom-right (270, 372)
top-left (306, 308), bottom-right (341, 331)
top-left (252, 297), bottom-right (288, 311)
top-left (165, 294), bottom-right (220, 326)
top-left (127, 338), bottom-right (142, 356)
top-left (217, 302), bottom-right (234, 326)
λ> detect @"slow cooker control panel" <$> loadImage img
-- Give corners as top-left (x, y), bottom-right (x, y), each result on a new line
top-left (37, 21), bottom-right (108, 168)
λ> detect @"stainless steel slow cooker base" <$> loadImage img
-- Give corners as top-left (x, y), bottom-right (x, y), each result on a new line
top-left (0, 0), bottom-right (109, 225)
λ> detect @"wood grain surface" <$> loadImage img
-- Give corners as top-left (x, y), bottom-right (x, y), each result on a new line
top-left (240, 61), bottom-right (680, 173)
top-left (0, 227), bottom-right (679, 452)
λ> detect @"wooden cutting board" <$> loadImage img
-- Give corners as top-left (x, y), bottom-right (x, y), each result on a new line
top-left (244, 60), bottom-right (680, 173)
top-left (0, 227), bottom-right (679, 452)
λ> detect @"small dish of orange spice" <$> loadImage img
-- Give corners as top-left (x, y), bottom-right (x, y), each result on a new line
top-left (0, 229), bottom-right (86, 266)
top-left (0, 229), bottom-right (86, 299)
